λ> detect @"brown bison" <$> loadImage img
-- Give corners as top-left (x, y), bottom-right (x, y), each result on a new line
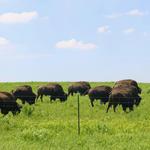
top-left (68, 81), bottom-right (91, 96)
top-left (12, 85), bottom-right (36, 105)
top-left (114, 79), bottom-right (141, 94)
top-left (88, 86), bottom-right (112, 107)
top-left (78, 81), bottom-right (91, 89)
top-left (37, 83), bottom-right (67, 102)
top-left (113, 85), bottom-right (140, 99)
top-left (0, 92), bottom-right (21, 115)
top-left (106, 86), bottom-right (141, 113)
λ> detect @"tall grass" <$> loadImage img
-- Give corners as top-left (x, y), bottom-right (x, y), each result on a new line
top-left (0, 82), bottom-right (149, 150)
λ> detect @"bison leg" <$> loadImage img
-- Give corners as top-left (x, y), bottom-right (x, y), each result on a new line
top-left (60, 98), bottom-right (65, 102)
top-left (68, 90), bottom-right (74, 96)
top-left (106, 103), bottom-right (112, 113)
top-left (68, 91), bottom-right (70, 96)
top-left (40, 95), bottom-right (43, 102)
top-left (36, 94), bottom-right (40, 101)
top-left (68, 92), bottom-right (73, 96)
top-left (113, 104), bottom-right (118, 112)
top-left (1, 109), bottom-right (8, 115)
top-left (104, 98), bottom-right (109, 105)
top-left (22, 100), bottom-right (25, 104)
top-left (50, 96), bottom-right (56, 102)
top-left (50, 97), bottom-right (53, 102)
top-left (129, 106), bottom-right (134, 112)
top-left (90, 99), bottom-right (94, 107)
top-left (100, 98), bottom-right (107, 105)
top-left (100, 100), bottom-right (103, 105)
top-left (122, 105), bottom-right (127, 112)
top-left (68, 91), bottom-right (71, 96)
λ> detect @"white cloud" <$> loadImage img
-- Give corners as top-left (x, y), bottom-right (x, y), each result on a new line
top-left (0, 37), bottom-right (9, 46)
top-left (0, 11), bottom-right (38, 24)
top-left (98, 25), bottom-right (110, 33)
top-left (143, 32), bottom-right (148, 37)
top-left (55, 39), bottom-right (97, 50)
top-left (123, 28), bottom-right (136, 34)
top-left (126, 9), bottom-right (147, 16)
top-left (106, 13), bottom-right (123, 19)
top-left (106, 9), bottom-right (148, 19)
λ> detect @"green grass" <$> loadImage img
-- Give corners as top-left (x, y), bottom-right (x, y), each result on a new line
top-left (0, 82), bottom-right (150, 150)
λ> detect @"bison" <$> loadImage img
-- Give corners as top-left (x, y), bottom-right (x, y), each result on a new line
top-left (114, 79), bottom-right (141, 94)
top-left (37, 83), bottom-right (67, 102)
top-left (68, 81), bottom-right (91, 96)
top-left (106, 86), bottom-right (141, 113)
top-left (12, 85), bottom-right (36, 105)
top-left (78, 81), bottom-right (91, 89)
top-left (0, 92), bottom-right (21, 115)
top-left (88, 86), bottom-right (112, 107)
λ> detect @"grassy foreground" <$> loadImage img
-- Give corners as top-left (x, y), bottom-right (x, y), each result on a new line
top-left (0, 82), bottom-right (150, 150)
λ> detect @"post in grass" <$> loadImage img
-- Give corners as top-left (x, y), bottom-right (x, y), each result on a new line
top-left (77, 94), bottom-right (80, 135)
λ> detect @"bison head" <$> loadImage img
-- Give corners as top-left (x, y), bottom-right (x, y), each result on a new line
top-left (11, 89), bottom-right (21, 99)
top-left (60, 93), bottom-right (68, 102)
top-left (138, 87), bottom-right (142, 94)
top-left (27, 93), bottom-right (36, 105)
top-left (82, 89), bottom-right (90, 96)
top-left (135, 95), bottom-right (141, 106)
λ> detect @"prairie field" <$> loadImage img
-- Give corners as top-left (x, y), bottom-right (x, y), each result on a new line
top-left (0, 82), bottom-right (150, 150)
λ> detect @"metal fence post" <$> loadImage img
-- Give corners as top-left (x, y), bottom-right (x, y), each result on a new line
top-left (77, 94), bottom-right (80, 135)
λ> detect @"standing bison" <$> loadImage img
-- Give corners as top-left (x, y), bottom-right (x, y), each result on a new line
top-left (12, 85), bottom-right (36, 105)
top-left (88, 86), bottom-right (112, 107)
top-left (37, 83), bottom-right (67, 102)
top-left (0, 92), bottom-right (21, 115)
top-left (68, 81), bottom-right (91, 96)
top-left (106, 86), bottom-right (141, 113)
top-left (114, 79), bottom-right (141, 94)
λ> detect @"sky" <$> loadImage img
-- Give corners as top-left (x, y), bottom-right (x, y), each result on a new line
top-left (0, 0), bottom-right (150, 82)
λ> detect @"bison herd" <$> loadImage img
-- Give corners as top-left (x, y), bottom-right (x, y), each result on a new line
top-left (0, 79), bottom-right (142, 115)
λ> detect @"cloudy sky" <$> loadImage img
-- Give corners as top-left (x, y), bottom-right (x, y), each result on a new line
top-left (0, 0), bottom-right (149, 82)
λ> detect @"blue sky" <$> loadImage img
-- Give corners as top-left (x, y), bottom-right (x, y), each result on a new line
top-left (0, 0), bottom-right (150, 82)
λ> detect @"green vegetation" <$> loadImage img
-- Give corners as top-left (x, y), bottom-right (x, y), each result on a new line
top-left (0, 82), bottom-right (149, 150)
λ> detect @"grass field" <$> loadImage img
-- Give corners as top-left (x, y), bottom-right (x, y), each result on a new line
top-left (0, 82), bottom-right (150, 150)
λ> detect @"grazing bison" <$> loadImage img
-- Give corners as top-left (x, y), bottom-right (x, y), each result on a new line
top-left (78, 81), bottom-right (91, 89)
top-left (88, 86), bottom-right (112, 107)
top-left (106, 87), bottom-right (141, 113)
top-left (0, 92), bottom-right (21, 115)
top-left (12, 85), bottom-right (36, 105)
top-left (113, 85), bottom-right (140, 99)
top-left (68, 81), bottom-right (91, 96)
top-left (114, 79), bottom-right (141, 94)
top-left (37, 83), bottom-right (67, 102)
top-left (115, 85), bottom-right (141, 106)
